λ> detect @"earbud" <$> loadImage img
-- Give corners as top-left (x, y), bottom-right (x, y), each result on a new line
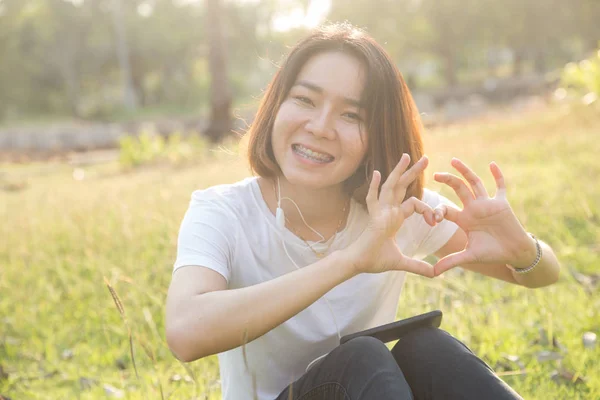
top-left (276, 176), bottom-right (285, 230)
top-left (276, 207), bottom-right (285, 230)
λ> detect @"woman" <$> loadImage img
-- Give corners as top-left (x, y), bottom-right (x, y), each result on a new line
top-left (166, 23), bottom-right (560, 400)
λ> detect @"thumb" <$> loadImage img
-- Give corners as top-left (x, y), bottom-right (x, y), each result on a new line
top-left (434, 250), bottom-right (475, 276)
top-left (397, 256), bottom-right (435, 278)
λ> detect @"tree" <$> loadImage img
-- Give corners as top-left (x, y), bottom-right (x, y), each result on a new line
top-left (110, 0), bottom-right (137, 110)
top-left (205, 0), bottom-right (232, 142)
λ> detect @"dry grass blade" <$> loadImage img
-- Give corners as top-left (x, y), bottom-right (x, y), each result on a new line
top-left (105, 277), bottom-right (125, 317)
top-left (104, 276), bottom-right (139, 379)
top-left (140, 340), bottom-right (165, 400)
top-left (496, 370), bottom-right (530, 377)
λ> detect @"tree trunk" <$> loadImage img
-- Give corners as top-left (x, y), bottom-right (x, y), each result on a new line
top-left (533, 49), bottom-right (546, 74)
top-left (437, 44), bottom-right (457, 87)
top-left (111, 0), bottom-right (138, 110)
top-left (205, 0), bottom-right (232, 143)
top-left (513, 49), bottom-right (525, 77)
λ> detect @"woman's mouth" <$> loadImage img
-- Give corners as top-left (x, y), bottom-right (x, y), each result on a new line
top-left (292, 144), bottom-right (335, 164)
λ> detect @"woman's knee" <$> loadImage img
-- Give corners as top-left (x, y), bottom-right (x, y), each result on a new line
top-left (341, 336), bottom-right (391, 360)
top-left (392, 327), bottom-right (489, 378)
top-left (393, 327), bottom-right (471, 361)
top-left (391, 328), bottom-right (522, 399)
top-left (326, 336), bottom-right (395, 372)
top-left (325, 336), bottom-right (413, 399)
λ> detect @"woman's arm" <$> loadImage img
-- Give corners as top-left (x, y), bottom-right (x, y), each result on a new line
top-left (166, 252), bottom-right (355, 362)
top-left (435, 227), bottom-right (560, 288)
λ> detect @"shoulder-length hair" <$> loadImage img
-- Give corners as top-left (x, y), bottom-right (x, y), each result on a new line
top-left (246, 22), bottom-right (425, 205)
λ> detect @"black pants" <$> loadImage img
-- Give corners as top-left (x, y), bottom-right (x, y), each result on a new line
top-left (274, 328), bottom-right (522, 400)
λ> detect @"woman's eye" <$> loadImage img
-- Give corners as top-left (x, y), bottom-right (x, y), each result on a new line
top-left (343, 112), bottom-right (362, 122)
top-left (294, 96), bottom-right (313, 106)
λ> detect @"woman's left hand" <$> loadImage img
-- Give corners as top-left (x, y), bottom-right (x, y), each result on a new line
top-left (431, 158), bottom-right (538, 276)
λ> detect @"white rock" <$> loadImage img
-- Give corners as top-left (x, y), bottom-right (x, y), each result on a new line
top-left (103, 384), bottom-right (124, 398)
top-left (583, 332), bottom-right (597, 349)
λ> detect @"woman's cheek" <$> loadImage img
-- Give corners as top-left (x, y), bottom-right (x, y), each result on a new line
top-left (342, 129), bottom-right (368, 158)
top-left (275, 104), bottom-right (302, 131)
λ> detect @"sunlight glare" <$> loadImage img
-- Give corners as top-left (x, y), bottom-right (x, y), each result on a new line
top-left (272, 0), bottom-right (331, 32)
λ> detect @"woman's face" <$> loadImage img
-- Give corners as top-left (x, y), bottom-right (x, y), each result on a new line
top-left (271, 51), bottom-right (368, 190)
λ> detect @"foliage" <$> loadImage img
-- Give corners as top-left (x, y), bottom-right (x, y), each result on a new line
top-left (329, 0), bottom-right (599, 84)
top-left (118, 131), bottom-right (209, 168)
top-left (1, 106), bottom-right (599, 399)
top-left (560, 49), bottom-right (600, 105)
top-left (0, 0), bottom-right (599, 122)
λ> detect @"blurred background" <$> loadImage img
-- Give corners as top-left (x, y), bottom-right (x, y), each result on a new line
top-left (0, 0), bottom-right (598, 159)
top-left (1, 1), bottom-right (600, 399)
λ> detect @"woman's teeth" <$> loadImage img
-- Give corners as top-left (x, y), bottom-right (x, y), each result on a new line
top-left (292, 144), bottom-right (334, 163)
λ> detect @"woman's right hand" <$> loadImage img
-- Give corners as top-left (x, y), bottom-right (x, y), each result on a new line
top-left (343, 154), bottom-right (437, 277)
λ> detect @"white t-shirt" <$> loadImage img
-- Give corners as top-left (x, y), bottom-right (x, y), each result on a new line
top-left (173, 176), bottom-right (458, 400)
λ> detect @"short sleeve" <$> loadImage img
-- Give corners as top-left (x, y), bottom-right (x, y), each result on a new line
top-left (173, 195), bottom-right (235, 282)
top-left (412, 190), bottom-right (460, 258)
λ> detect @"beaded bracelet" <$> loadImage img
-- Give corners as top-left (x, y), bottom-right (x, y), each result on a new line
top-left (512, 233), bottom-right (542, 274)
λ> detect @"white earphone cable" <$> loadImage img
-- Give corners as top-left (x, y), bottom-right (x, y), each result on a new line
top-left (275, 177), bottom-right (341, 343)
top-left (279, 234), bottom-right (342, 341)
top-left (277, 177), bottom-right (326, 243)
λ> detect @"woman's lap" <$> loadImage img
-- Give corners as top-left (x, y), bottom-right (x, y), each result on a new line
top-left (275, 328), bottom-right (522, 400)
top-left (275, 335), bottom-right (413, 400)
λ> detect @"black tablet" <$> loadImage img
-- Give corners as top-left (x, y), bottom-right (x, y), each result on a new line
top-left (340, 310), bottom-right (443, 345)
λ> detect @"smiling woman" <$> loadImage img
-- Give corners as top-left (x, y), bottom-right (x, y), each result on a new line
top-left (247, 26), bottom-right (426, 213)
top-left (271, 52), bottom-right (367, 191)
top-left (165, 22), bottom-right (559, 400)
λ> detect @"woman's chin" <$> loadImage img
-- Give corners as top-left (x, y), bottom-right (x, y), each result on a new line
top-left (281, 168), bottom-right (346, 191)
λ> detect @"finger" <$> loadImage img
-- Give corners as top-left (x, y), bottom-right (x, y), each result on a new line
top-left (396, 155), bottom-right (429, 193)
top-left (489, 162), bottom-right (507, 199)
top-left (366, 170), bottom-right (381, 215)
top-left (451, 158), bottom-right (489, 199)
top-left (401, 197), bottom-right (435, 226)
top-left (433, 204), bottom-right (461, 223)
top-left (380, 153), bottom-right (410, 205)
top-left (397, 256), bottom-right (435, 278)
top-left (433, 250), bottom-right (475, 276)
top-left (433, 172), bottom-right (474, 206)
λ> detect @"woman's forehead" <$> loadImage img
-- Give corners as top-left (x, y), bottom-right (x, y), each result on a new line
top-left (294, 51), bottom-right (366, 104)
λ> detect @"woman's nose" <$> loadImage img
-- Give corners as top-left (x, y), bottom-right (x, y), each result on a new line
top-left (305, 108), bottom-right (335, 140)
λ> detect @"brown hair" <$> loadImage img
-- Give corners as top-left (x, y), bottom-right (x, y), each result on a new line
top-left (246, 22), bottom-right (425, 206)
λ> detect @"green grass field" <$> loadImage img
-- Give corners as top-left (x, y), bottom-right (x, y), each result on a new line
top-left (1, 104), bottom-right (599, 399)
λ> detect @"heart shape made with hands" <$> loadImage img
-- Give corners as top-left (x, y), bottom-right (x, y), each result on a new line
top-left (429, 158), bottom-right (536, 277)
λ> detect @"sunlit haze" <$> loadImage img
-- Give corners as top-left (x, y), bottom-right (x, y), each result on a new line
top-left (272, 0), bottom-right (331, 31)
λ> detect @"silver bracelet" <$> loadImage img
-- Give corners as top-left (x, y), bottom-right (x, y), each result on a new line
top-left (512, 233), bottom-right (542, 274)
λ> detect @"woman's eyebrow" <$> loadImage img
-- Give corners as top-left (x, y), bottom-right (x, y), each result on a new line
top-left (293, 80), bottom-right (362, 107)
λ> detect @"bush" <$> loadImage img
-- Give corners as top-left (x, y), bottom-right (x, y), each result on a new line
top-left (118, 130), bottom-right (209, 168)
top-left (560, 49), bottom-right (600, 106)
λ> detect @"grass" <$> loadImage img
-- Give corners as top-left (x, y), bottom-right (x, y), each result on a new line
top-left (1, 104), bottom-right (599, 399)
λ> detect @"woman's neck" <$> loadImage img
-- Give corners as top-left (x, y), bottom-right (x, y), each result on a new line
top-left (258, 176), bottom-right (351, 241)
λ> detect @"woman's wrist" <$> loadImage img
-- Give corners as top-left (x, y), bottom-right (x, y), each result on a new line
top-left (334, 247), bottom-right (363, 277)
top-left (507, 232), bottom-right (539, 270)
